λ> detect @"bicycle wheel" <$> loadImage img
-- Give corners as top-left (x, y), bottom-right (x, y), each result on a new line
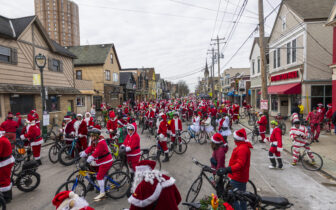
top-left (47, 131), bottom-right (57, 142)
top-left (16, 171), bottom-right (41, 192)
top-left (111, 160), bottom-right (129, 175)
top-left (196, 132), bottom-right (207, 145)
top-left (248, 118), bottom-right (254, 126)
top-left (146, 155), bottom-right (161, 170)
top-left (58, 145), bottom-right (79, 166)
top-left (55, 179), bottom-right (87, 197)
top-left (247, 180), bottom-right (257, 195)
top-left (67, 169), bottom-right (80, 182)
top-left (105, 171), bottom-right (131, 199)
top-left (251, 134), bottom-right (258, 145)
top-left (185, 177), bottom-right (203, 203)
top-left (240, 113), bottom-right (246, 119)
top-left (148, 145), bottom-right (162, 161)
top-left (281, 123), bottom-right (286, 135)
top-left (301, 152), bottom-right (323, 171)
top-left (48, 143), bottom-right (61, 164)
top-left (173, 138), bottom-right (188, 154)
top-left (181, 131), bottom-right (191, 144)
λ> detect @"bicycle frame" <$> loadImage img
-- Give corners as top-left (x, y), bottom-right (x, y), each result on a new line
top-left (74, 170), bottom-right (121, 192)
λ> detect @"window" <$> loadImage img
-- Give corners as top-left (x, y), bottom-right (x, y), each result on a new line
top-left (282, 16), bottom-right (286, 31)
top-left (292, 39), bottom-right (296, 63)
top-left (10, 95), bottom-right (35, 115)
top-left (257, 57), bottom-right (260, 73)
top-left (256, 89), bottom-right (261, 109)
top-left (110, 54), bottom-right (113, 64)
top-left (105, 70), bottom-right (111, 81)
top-left (287, 42), bottom-right (291, 64)
top-left (271, 95), bottom-right (278, 111)
top-left (273, 50), bottom-right (276, 69)
top-left (76, 96), bottom-right (85, 107)
top-left (0, 46), bottom-right (17, 64)
top-left (252, 60), bottom-right (255, 75)
top-left (311, 85), bottom-right (332, 110)
top-left (277, 48), bottom-right (280, 68)
top-left (76, 70), bottom-right (82, 80)
top-left (48, 58), bottom-right (62, 72)
top-left (46, 95), bottom-right (60, 112)
top-left (113, 73), bottom-right (118, 82)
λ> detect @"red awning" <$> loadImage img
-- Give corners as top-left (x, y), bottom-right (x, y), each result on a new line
top-left (268, 83), bottom-right (301, 94)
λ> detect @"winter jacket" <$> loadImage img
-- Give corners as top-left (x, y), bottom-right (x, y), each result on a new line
top-left (211, 146), bottom-right (228, 170)
top-left (84, 138), bottom-right (112, 165)
top-left (24, 125), bottom-right (43, 146)
top-left (0, 119), bottom-right (18, 133)
top-left (122, 132), bottom-right (141, 157)
top-left (269, 127), bottom-right (282, 150)
top-left (170, 118), bottom-right (182, 135)
top-left (306, 112), bottom-right (320, 125)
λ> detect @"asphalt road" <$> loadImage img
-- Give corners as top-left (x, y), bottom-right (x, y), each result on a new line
top-left (7, 122), bottom-right (336, 210)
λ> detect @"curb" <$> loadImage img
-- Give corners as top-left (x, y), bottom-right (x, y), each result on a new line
top-left (238, 121), bottom-right (336, 182)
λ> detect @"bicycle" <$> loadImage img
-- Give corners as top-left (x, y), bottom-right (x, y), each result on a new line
top-left (180, 124), bottom-right (204, 145)
top-left (48, 133), bottom-right (66, 164)
top-left (148, 136), bottom-right (174, 161)
top-left (248, 112), bottom-right (257, 126)
top-left (58, 137), bottom-right (81, 166)
top-left (185, 158), bottom-right (257, 203)
top-left (58, 158), bottom-right (131, 199)
top-left (246, 125), bottom-right (260, 145)
top-left (239, 107), bottom-right (248, 119)
top-left (43, 119), bottom-right (58, 143)
top-left (290, 144), bottom-right (323, 171)
top-left (169, 130), bottom-right (188, 155)
top-left (275, 114), bottom-right (287, 136)
top-left (197, 125), bottom-right (211, 144)
top-left (140, 148), bottom-right (161, 170)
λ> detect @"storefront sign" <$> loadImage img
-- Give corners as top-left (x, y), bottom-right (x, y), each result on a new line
top-left (271, 71), bottom-right (298, 82)
top-left (261, 100), bottom-right (268, 110)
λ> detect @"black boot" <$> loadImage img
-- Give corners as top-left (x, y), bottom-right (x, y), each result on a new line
top-left (36, 159), bottom-right (42, 166)
top-left (3, 189), bottom-right (12, 203)
top-left (162, 153), bottom-right (169, 162)
top-left (269, 158), bottom-right (276, 169)
top-left (277, 158), bottom-right (283, 169)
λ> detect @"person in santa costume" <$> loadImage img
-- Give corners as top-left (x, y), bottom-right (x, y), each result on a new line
top-left (52, 190), bottom-right (94, 210)
top-left (232, 103), bottom-right (240, 123)
top-left (170, 112), bottom-right (183, 151)
top-left (128, 160), bottom-right (181, 210)
top-left (28, 109), bottom-right (40, 128)
top-left (74, 114), bottom-right (88, 151)
top-left (218, 112), bottom-right (231, 142)
top-left (157, 114), bottom-right (169, 162)
top-left (84, 112), bottom-right (94, 128)
top-left (217, 128), bottom-right (253, 210)
top-left (306, 107), bottom-right (320, 142)
top-left (257, 112), bottom-right (267, 143)
top-left (210, 133), bottom-right (228, 171)
top-left (21, 116), bottom-right (44, 165)
top-left (121, 123), bottom-right (141, 174)
top-left (0, 127), bottom-right (15, 203)
top-left (107, 111), bottom-right (118, 139)
top-left (325, 104), bottom-right (333, 132)
top-left (266, 120), bottom-right (283, 169)
top-left (80, 125), bottom-right (113, 201)
top-left (0, 112), bottom-right (18, 147)
top-left (190, 111), bottom-right (201, 134)
top-left (317, 103), bottom-right (326, 123)
top-left (62, 116), bottom-right (76, 143)
top-left (201, 113), bottom-right (214, 137)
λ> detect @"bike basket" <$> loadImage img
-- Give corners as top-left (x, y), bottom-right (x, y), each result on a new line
top-left (17, 148), bottom-right (26, 155)
top-left (22, 160), bottom-right (39, 170)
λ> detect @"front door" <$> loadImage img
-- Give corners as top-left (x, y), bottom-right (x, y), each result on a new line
top-left (67, 100), bottom-right (74, 112)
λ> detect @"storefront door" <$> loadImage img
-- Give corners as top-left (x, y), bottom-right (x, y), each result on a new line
top-left (279, 96), bottom-right (289, 116)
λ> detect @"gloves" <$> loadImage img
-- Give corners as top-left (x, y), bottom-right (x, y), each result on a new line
top-left (20, 134), bottom-right (25, 140)
top-left (109, 129), bottom-right (112, 132)
top-left (79, 151), bottom-right (87, 158)
top-left (125, 146), bottom-right (131, 152)
top-left (217, 167), bottom-right (232, 176)
top-left (71, 131), bottom-right (75, 135)
top-left (87, 155), bottom-right (94, 163)
top-left (159, 134), bottom-right (165, 139)
top-left (90, 161), bottom-right (98, 166)
top-left (277, 147), bottom-right (283, 152)
top-left (120, 145), bottom-right (125, 150)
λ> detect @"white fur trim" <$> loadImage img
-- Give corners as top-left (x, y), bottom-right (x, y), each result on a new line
top-left (0, 156), bottom-right (15, 167)
top-left (127, 152), bottom-right (142, 157)
top-left (0, 183), bottom-right (12, 192)
top-left (135, 165), bottom-right (152, 172)
top-left (233, 132), bottom-right (245, 141)
top-left (161, 177), bottom-right (175, 188)
top-left (277, 147), bottom-right (283, 152)
top-left (211, 136), bottom-right (221, 144)
top-left (30, 139), bottom-right (44, 146)
top-left (97, 158), bottom-right (113, 166)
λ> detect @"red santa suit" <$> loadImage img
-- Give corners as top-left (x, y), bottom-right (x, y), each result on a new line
top-left (24, 120), bottom-right (44, 160)
top-left (317, 105), bottom-right (326, 123)
top-left (122, 123), bottom-right (141, 172)
top-left (75, 119), bottom-right (88, 151)
top-left (306, 111), bottom-right (320, 141)
top-left (107, 111), bottom-right (118, 138)
top-left (232, 104), bottom-right (240, 121)
top-left (128, 160), bottom-right (181, 210)
top-left (0, 114), bottom-right (18, 144)
top-left (158, 115), bottom-right (169, 153)
top-left (28, 109), bottom-right (40, 128)
top-left (170, 117), bottom-right (182, 143)
top-left (63, 116), bottom-right (75, 142)
top-left (267, 126), bottom-right (283, 168)
top-left (0, 128), bottom-right (15, 196)
top-left (257, 115), bottom-right (267, 142)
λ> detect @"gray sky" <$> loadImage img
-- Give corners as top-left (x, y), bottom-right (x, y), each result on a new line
top-left (0, 0), bottom-right (280, 91)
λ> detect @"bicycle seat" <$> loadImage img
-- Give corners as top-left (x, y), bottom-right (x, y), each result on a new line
top-left (182, 202), bottom-right (201, 209)
top-left (141, 148), bottom-right (149, 154)
top-left (261, 196), bottom-right (290, 207)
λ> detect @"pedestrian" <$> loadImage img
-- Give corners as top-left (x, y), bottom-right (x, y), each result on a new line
top-left (257, 112), bottom-right (267, 143)
top-left (128, 160), bottom-right (181, 210)
top-left (14, 112), bottom-right (24, 139)
top-left (0, 127), bottom-right (15, 203)
top-left (0, 112), bottom-right (18, 147)
top-left (291, 103), bottom-right (300, 115)
top-left (210, 133), bottom-right (228, 171)
top-left (266, 120), bottom-right (283, 169)
top-left (157, 114), bottom-right (169, 162)
top-left (332, 110), bottom-right (336, 135)
top-left (298, 102), bottom-right (304, 120)
top-left (325, 104), bottom-right (332, 132)
top-left (306, 107), bottom-right (320, 142)
top-left (170, 112), bottom-right (182, 151)
top-left (219, 128), bottom-right (253, 210)
top-left (80, 125), bottom-right (113, 201)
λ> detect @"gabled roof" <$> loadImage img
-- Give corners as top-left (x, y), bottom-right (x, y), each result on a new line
top-left (0, 15), bottom-right (76, 58)
top-left (285, 0), bottom-right (334, 21)
top-left (68, 44), bottom-right (122, 69)
top-left (120, 72), bottom-right (135, 85)
top-left (249, 37), bottom-right (269, 60)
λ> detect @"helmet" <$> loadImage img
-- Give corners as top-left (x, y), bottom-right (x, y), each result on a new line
top-left (270, 120), bottom-right (278, 126)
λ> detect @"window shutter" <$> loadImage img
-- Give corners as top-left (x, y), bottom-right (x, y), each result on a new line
top-left (48, 58), bottom-right (52, 70)
top-left (60, 60), bottom-right (63, 72)
top-left (11, 48), bottom-right (18, 64)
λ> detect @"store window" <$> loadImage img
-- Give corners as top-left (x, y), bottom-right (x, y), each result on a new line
top-left (311, 85), bottom-right (332, 110)
top-left (271, 95), bottom-right (278, 112)
top-left (10, 95), bottom-right (35, 115)
top-left (76, 96), bottom-right (85, 107)
top-left (46, 95), bottom-right (60, 112)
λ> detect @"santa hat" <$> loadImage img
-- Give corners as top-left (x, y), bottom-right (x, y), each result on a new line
top-left (198, 111), bottom-right (202, 116)
top-left (291, 113), bottom-right (299, 123)
top-left (211, 133), bottom-right (224, 144)
top-left (94, 124), bottom-right (101, 131)
top-left (118, 105), bottom-right (122, 108)
top-left (233, 128), bottom-right (247, 141)
top-left (16, 112), bottom-right (21, 116)
top-left (52, 191), bottom-right (92, 210)
top-left (127, 123), bottom-right (135, 130)
top-left (64, 115), bottom-right (71, 121)
top-left (135, 160), bottom-right (156, 172)
top-left (52, 191), bottom-right (76, 209)
top-left (0, 127), bottom-right (5, 137)
top-left (76, 113), bottom-right (83, 117)
top-left (327, 104), bottom-right (332, 108)
top-left (26, 115), bottom-right (35, 124)
top-left (317, 103), bottom-right (323, 106)
top-left (7, 112), bottom-right (13, 118)
top-left (109, 111), bottom-right (116, 119)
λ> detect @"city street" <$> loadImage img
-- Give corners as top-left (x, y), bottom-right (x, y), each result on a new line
top-left (7, 122), bottom-right (336, 210)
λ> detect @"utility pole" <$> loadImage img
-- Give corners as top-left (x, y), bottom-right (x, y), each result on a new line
top-left (258, 0), bottom-right (269, 133)
top-left (207, 48), bottom-right (215, 98)
top-left (211, 36), bottom-right (225, 103)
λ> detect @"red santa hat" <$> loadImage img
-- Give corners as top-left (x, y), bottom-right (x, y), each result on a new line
top-left (64, 115), bottom-right (71, 121)
top-left (16, 112), bottom-right (21, 116)
top-left (135, 160), bottom-right (156, 172)
top-left (317, 103), bottom-right (323, 106)
top-left (7, 112), bottom-right (13, 118)
top-left (109, 111), bottom-right (116, 119)
top-left (197, 111), bottom-right (202, 116)
top-left (94, 124), bottom-right (101, 131)
top-left (52, 191), bottom-right (93, 210)
top-left (327, 104), bottom-right (332, 108)
top-left (211, 133), bottom-right (224, 144)
top-left (118, 105), bottom-right (122, 108)
top-left (26, 114), bottom-right (35, 124)
top-left (233, 128), bottom-right (247, 141)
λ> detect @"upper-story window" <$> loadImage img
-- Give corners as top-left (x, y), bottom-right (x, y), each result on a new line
top-left (257, 57), bottom-right (260, 73)
top-left (282, 15), bottom-right (286, 31)
top-left (252, 60), bottom-right (255, 75)
top-left (105, 70), bottom-right (111, 81)
top-left (277, 48), bottom-right (280, 68)
top-left (48, 58), bottom-right (62, 72)
top-left (292, 39), bottom-right (297, 63)
top-left (76, 70), bottom-right (82, 80)
top-left (273, 50), bottom-right (276, 69)
top-left (287, 42), bottom-right (291, 64)
top-left (0, 46), bottom-right (17, 65)
top-left (113, 73), bottom-right (118, 82)
top-left (110, 54), bottom-right (113, 64)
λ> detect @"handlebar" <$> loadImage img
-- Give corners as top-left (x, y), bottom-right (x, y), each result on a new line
top-left (192, 157), bottom-right (215, 173)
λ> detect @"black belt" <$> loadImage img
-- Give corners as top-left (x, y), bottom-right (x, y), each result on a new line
top-left (0, 155), bottom-right (11, 161)
top-left (97, 153), bottom-right (110, 159)
top-left (36, 136), bottom-right (42, 139)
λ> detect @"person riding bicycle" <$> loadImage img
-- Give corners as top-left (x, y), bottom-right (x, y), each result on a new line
top-left (128, 160), bottom-right (181, 210)
top-left (190, 111), bottom-right (201, 134)
top-left (121, 123), bottom-right (141, 174)
top-left (84, 112), bottom-right (94, 128)
top-left (201, 113), bottom-right (213, 136)
top-left (218, 112), bottom-right (231, 142)
top-left (218, 128), bottom-right (253, 210)
top-left (267, 120), bottom-right (283, 169)
top-left (170, 112), bottom-right (183, 151)
top-left (80, 125), bottom-right (113, 201)
top-left (0, 127), bottom-right (14, 204)
top-left (210, 133), bottom-right (228, 171)
top-left (61, 115), bottom-right (76, 143)
top-left (158, 114), bottom-right (170, 162)
top-left (74, 114), bottom-right (88, 151)
top-left (306, 107), bottom-right (320, 143)
top-left (257, 112), bottom-right (267, 143)
top-left (290, 114), bottom-right (315, 166)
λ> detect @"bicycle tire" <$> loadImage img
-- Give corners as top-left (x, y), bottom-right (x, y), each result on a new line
top-left (301, 152), bottom-right (323, 171)
top-left (240, 113), bottom-right (246, 119)
top-left (173, 138), bottom-right (188, 154)
top-left (67, 169), bottom-right (80, 182)
top-left (251, 134), bottom-right (258, 145)
top-left (48, 144), bottom-right (61, 164)
top-left (248, 119), bottom-right (254, 126)
top-left (56, 179), bottom-right (87, 197)
top-left (111, 160), bottom-right (130, 175)
top-left (181, 131), bottom-right (191, 144)
top-left (0, 195), bottom-right (6, 210)
top-left (105, 171), bottom-right (131, 199)
top-left (16, 171), bottom-right (41, 192)
top-left (58, 145), bottom-right (79, 166)
top-left (148, 145), bottom-right (162, 161)
top-left (196, 132), bottom-right (207, 145)
top-left (48, 131), bottom-right (57, 142)
top-left (185, 177), bottom-right (203, 203)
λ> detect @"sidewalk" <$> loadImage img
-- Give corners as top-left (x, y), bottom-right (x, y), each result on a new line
top-left (240, 117), bottom-right (336, 180)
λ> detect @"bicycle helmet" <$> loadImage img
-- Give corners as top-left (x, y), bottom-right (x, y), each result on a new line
top-left (270, 120), bottom-right (278, 126)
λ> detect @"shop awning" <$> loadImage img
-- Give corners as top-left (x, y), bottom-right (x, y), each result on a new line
top-left (248, 89), bottom-right (251, 95)
top-left (268, 82), bottom-right (301, 95)
top-left (80, 90), bottom-right (95, 95)
top-left (227, 91), bottom-right (234, 96)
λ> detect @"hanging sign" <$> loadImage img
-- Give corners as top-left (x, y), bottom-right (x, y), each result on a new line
top-left (271, 71), bottom-right (298, 82)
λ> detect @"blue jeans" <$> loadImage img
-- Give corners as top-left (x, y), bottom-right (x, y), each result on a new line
top-left (230, 179), bottom-right (247, 210)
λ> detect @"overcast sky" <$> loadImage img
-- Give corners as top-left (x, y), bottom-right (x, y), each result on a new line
top-left (0, 0), bottom-right (281, 91)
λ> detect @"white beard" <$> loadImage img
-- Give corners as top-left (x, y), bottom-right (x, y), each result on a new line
top-left (131, 170), bottom-right (167, 193)
top-left (59, 196), bottom-right (89, 210)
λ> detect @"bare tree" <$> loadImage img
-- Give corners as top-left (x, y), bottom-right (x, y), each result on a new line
top-left (177, 80), bottom-right (190, 97)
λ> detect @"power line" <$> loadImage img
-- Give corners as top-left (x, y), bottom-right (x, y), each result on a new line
top-left (210, 0), bottom-right (223, 40)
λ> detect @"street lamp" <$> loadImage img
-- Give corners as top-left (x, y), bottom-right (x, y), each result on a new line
top-left (35, 53), bottom-right (47, 133)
